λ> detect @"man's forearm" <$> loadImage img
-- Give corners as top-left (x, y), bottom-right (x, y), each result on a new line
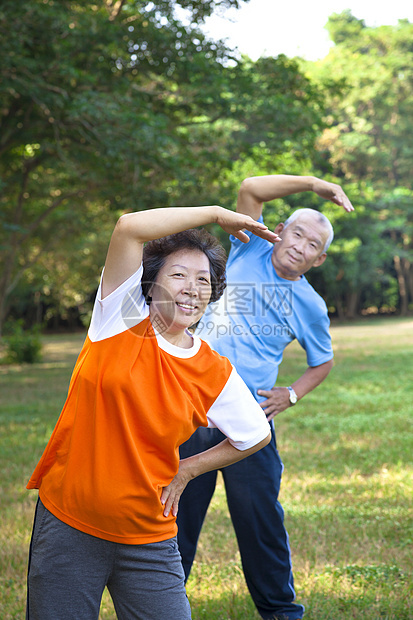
top-left (236, 174), bottom-right (353, 220)
top-left (257, 359), bottom-right (333, 420)
top-left (291, 359), bottom-right (333, 401)
top-left (237, 175), bottom-right (316, 219)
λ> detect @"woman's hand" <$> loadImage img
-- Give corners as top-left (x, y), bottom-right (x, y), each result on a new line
top-left (215, 207), bottom-right (281, 244)
top-left (161, 432), bottom-right (271, 517)
top-left (160, 460), bottom-right (194, 518)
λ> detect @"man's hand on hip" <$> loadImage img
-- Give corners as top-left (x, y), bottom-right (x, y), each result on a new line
top-left (257, 387), bottom-right (292, 421)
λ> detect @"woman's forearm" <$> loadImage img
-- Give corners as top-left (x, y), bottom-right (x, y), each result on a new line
top-left (181, 435), bottom-right (270, 480)
top-left (102, 206), bottom-right (223, 297)
top-left (102, 205), bottom-right (278, 298)
top-left (116, 206), bottom-right (221, 244)
top-left (161, 433), bottom-right (271, 517)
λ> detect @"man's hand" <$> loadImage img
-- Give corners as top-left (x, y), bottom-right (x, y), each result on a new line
top-left (311, 179), bottom-right (354, 213)
top-left (258, 362), bottom-right (333, 421)
top-left (257, 386), bottom-right (292, 421)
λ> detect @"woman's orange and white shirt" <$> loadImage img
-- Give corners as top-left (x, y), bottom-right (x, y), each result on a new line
top-left (27, 265), bottom-right (269, 544)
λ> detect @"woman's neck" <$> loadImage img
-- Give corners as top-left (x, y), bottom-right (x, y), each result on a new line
top-left (156, 327), bottom-right (194, 349)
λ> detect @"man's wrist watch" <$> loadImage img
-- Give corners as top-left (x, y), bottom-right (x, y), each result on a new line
top-left (287, 386), bottom-right (298, 405)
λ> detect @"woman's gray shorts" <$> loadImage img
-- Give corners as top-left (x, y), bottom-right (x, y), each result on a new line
top-left (26, 498), bottom-right (191, 619)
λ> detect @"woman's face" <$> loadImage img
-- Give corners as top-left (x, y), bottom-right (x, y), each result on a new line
top-left (149, 249), bottom-right (212, 336)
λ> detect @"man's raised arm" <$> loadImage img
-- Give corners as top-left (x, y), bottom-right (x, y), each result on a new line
top-left (236, 174), bottom-right (354, 220)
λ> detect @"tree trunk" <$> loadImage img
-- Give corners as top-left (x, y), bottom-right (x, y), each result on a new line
top-left (335, 296), bottom-right (346, 320)
top-left (345, 290), bottom-right (359, 319)
top-left (0, 224), bottom-right (21, 337)
top-left (408, 263), bottom-right (413, 313)
top-left (393, 255), bottom-right (409, 316)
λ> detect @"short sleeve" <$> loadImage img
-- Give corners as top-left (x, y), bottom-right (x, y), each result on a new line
top-left (228, 215), bottom-right (274, 265)
top-left (88, 264), bottom-right (149, 342)
top-left (207, 367), bottom-right (270, 450)
top-left (298, 316), bottom-right (333, 367)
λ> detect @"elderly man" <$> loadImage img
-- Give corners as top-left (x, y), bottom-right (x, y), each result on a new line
top-left (177, 175), bottom-right (353, 620)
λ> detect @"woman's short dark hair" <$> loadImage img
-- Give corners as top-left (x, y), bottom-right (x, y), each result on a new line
top-left (142, 228), bottom-right (227, 304)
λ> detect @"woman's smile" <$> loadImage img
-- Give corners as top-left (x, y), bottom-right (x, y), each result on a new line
top-left (149, 249), bottom-right (212, 340)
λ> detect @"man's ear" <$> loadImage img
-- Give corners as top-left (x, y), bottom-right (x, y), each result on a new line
top-left (313, 252), bottom-right (327, 268)
top-left (274, 222), bottom-right (284, 236)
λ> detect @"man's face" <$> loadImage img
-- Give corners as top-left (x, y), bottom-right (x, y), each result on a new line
top-left (271, 213), bottom-right (329, 280)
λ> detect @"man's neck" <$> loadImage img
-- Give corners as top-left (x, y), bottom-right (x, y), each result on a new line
top-left (271, 254), bottom-right (301, 281)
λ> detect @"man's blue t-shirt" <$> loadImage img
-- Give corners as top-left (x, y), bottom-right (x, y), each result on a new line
top-left (197, 226), bottom-right (334, 402)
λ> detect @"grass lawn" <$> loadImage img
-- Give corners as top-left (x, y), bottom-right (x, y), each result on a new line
top-left (0, 317), bottom-right (412, 619)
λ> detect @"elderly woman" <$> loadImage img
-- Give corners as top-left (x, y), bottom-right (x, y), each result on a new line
top-left (26, 204), bottom-right (278, 620)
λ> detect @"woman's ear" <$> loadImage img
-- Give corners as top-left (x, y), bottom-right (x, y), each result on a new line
top-left (145, 282), bottom-right (154, 303)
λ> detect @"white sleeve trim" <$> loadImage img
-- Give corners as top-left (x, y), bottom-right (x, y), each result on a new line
top-left (207, 368), bottom-right (270, 450)
top-left (88, 264), bottom-right (148, 342)
top-left (95, 264), bottom-right (144, 303)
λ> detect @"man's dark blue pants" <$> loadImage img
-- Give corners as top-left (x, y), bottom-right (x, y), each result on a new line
top-left (177, 424), bottom-right (304, 620)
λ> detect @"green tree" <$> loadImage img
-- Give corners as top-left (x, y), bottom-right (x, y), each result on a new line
top-left (1, 1), bottom-right (327, 331)
top-left (0, 0), bottom-right (244, 332)
top-left (304, 13), bottom-right (413, 316)
top-left (314, 14), bottom-right (413, 189)
top-left (326, 9), bottom-right (365, 44)
top-left (375, 189), bottom-right (413, 316)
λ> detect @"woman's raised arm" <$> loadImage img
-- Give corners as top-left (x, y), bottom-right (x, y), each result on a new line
top-left (101, 206), bottom-right (279, 298)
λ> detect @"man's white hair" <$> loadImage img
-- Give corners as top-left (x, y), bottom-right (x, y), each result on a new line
top-left (284, 208), bottom-right (334, 252)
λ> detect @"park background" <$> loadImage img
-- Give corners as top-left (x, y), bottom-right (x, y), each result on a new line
top-left (0, 1), bottom-right (412, 618)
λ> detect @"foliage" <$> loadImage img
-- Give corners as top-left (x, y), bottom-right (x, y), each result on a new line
top-left (303, 13), bottom-right (413, 316)
top-left (313, 14), bottom-right (413, 190)
top-left (0, 0), bottom-right (326, 332)
top-left (374, 188), bottom-right (413, 316)
top-left (2, 3), bottom-right (412, 323)
top-left (326, 9), bottom-right (366, 44)
top-left (2, 320), bottom-right (43, 364)
top-left (0, 0), bottom-right (232, 329)
top-left (307, 192), bottom-right (397, 319)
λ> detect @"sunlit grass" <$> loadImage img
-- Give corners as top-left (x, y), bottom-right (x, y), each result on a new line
top-left (0, 319), bottom-right (412, 619)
